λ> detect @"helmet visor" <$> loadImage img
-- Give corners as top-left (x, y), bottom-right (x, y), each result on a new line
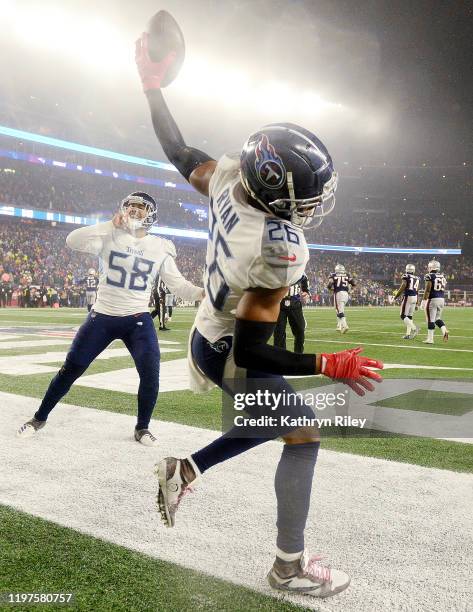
top-left (268, 171), bottom-right (338, 228)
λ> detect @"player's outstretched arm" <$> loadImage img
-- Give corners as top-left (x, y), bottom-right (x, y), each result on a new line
top-left (233, 287), bottom-right (383, 396)
top-left (135, 34), bottom-right (217, 196)
top-left (158, 242), bottom-right (204, 301)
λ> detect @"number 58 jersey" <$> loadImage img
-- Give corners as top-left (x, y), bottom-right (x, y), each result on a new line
top-left (66, 221), bottom-right (202, 316)
top-left (194, 155), bottom-right (309, 343)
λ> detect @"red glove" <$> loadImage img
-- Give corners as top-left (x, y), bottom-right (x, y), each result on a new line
top-left (321, 347), bottom-right (383, 396)
top-left (135, 33), bottom-right (177, 92)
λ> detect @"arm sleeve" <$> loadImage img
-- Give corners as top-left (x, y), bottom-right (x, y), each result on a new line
top-left (159, 254), bottom-right (203, 302)
top-left (65, 221), bottom-right (113, 255)
top-left (233, 319), bottom-right (316, 375)
top-left (146, 90), bottom-right (215, 180)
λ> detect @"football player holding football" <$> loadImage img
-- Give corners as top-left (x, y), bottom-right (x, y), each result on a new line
top-left (392, 264), bottom-right (420, 339)
top-left (17, 192), bottom-right (203, 445)
top-left (327, 264), bottom-right (355, 333)
top-left (421, 260), bottom-right (448, 344)
top-left (135, 32), bottom-right (383, 597)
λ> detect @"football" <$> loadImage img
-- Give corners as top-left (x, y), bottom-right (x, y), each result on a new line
top-left (147, 10), bottom-right (185, 88)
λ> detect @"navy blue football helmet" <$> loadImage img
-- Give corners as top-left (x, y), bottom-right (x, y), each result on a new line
top-left (119, 192), bottom-right (158, 231)
top-left (240, 123), bottom-right (337, 228)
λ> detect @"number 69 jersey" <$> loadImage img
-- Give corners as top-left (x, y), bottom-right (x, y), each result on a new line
top-left (424, 271), bottom-right (446, 298)
top-left (194, 155), bottom-right (309, 343)
top-left (66, 221), bottom-right (202, 316)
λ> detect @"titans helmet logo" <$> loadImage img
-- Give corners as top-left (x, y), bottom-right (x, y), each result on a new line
top-left (254, 134), bottom-right (286, 190)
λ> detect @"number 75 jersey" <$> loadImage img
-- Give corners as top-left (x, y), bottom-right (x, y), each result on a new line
top-left (194, 155), bottom-right (309, 343)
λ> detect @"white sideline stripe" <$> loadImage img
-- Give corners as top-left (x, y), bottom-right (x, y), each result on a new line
top-left (312, 329), bottom-right (473, 339)
top-left (0, 347), bottom-right (181, 375)
top-left (1, 391), bottom-right (472, 612)
top-left (0, 339), bottom-right (72, 350)
top-left (76, 359), bottom-right (190, 394)
top-left (306, 338), bottom-right (473, 353)
top-left (382, 363), bottom-right (473, 371)
top-left (0, 334), bottom-right (23, 341)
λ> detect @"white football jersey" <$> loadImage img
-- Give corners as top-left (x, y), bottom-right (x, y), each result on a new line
top-left (66, 221), bottom-right (202, 316)
top-left (194, 155), bottom-right (309, 342)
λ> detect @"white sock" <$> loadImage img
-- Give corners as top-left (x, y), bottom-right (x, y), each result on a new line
top-left (408, 319), bottom-right (416, 331)
top-left (276, 547), bottom-right (303, 562)
top-left (441, 325), bottom-right (447, 336)
top-left (404, 320), bottom-right (411, 334)
top-left (341, 317), bottom-right (347, 328)
top-left (427, 329), bottom-right (434, 342)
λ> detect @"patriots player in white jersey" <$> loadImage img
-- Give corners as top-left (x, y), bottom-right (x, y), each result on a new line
top-left (136, 33), bottom-right (383, 597)
top-left (17, 192), bottom-right (203, 445)
top-left (327, 264), bottom-right (355, 333)
top-left (392, 264), bottom-right (420, 339)
top-left (421, 260), bottom-right (448, 344)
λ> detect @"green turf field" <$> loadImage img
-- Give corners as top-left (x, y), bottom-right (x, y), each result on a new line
top-left (1, 306), bottom-right (472, 611)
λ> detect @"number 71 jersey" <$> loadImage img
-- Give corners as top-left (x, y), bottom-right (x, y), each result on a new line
top-left (195, 154), bottom-right (309, 343)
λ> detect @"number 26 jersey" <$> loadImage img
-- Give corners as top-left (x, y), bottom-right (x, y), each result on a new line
top-left (195, 155), bottom-right (309, 343)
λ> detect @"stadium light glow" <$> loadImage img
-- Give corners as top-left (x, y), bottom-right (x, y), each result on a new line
top-left (0, 125), bottom-right (177, 172)
top-left (2, 3), bottom-right (347, 118)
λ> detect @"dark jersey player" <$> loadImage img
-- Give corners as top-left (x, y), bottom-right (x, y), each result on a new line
top-left (135, 31), bottom-right (383, 598)
top-left (327, 264), bottom-right (355, 333)
top-left (421, 260), bottom-right (448, 344)
top-left (393, 264), bottom-right (420, 340)
top-left (81, 268), bottom-right (99, 312)
top-left (274, 273), bottom-right (309, 353)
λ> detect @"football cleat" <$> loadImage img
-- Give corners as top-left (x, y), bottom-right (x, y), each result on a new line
top-left (443, 331), bottom-right (449, 342)
top-left (423, 339), bottom-right (434, 344)
top-left (410, 325), bottom-right (420, 339)
top-left (17, 418), bottom-right (46, 438)
top-left (134, 428), bottom-right (158, 447)
top-left (340, 325), bottom-right (349, 334)
top-left (402, 334), bottom-right (411, 340)
top-left (267, 550), bottom-right (350, 598)
top-left (155, 457), bottom-right (198, 527)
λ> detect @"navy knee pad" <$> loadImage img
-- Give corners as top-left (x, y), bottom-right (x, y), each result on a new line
top-left (337, 313), bottom-right (345, 319)
top-left (400, 314), bottom-right (406, 320)
top-left (428, 322), bottom-right (435, 330)
top-left (407, 315), bottom-right (413, 320)
top-left (436, 320), bottom-right (445, 328)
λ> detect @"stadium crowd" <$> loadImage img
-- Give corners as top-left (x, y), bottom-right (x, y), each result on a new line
top-left (1, 219), bottom-right (472, 309)
top-left (0, 157), bottom-right (208, 229)
top-left (0, 141), bottom-right (470, 248)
